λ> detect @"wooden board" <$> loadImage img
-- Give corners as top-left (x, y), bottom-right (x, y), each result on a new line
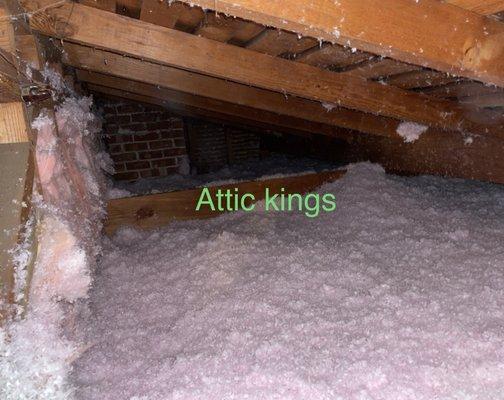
top-left (386, 70), bottom-right (459, 90)
top-left (105, 169), bottom-right (346, 234)
top-left (342, 58), bottom-right (422, 80)
top-left (140, 0), bottom-right (203, 31)
top-left (175, 0), bottom-right (504, 87)
top-left (245, 28), bottom-right (318, 57)
top-left (26, 2), bottom-right (504, 138)
top-left (0, 102), bottom-right (29, 143)
top-left (446, 0), bottom-right (504, 15)
top-left (83, 78), bottom-right (336, 137)
top-left (421, 80), bottom-right (504, 98)
top-left (296, 43), bottom-right (372, 70)
top-left (194, 13), bottom-right (263, 44)
top-left (65, 44), bottom-right (404, 139)
top-left (0, 142), bottom-right (33, 320)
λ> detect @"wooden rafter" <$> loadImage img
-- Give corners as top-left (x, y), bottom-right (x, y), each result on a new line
top-left (175, 0), bottom-right (504, 87)
top-left (80, 70), bottom-right (337, 137)
top-left (62, 43), bottom-right (405, 139)
top-left (24, 2), bottom-right (504, 138)
top-left (446, 0), bottom-right (504, 15)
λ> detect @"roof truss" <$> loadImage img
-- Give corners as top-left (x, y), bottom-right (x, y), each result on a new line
top-left (24, 1), bottom-right (504, 138)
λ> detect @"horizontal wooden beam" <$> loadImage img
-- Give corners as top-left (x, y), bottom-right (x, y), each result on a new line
top-left (446, 0), bottom-right (504, 15)
top-left (176, 0), bottom-right (504, 87)
top-left (106, 169), bottom-right (346, 234)
top-left (26, 2), bottom-right (504, 138)
top-left (82, 73), bottom-right (335, 137)
top-left (64, 43), bottom-right (402, 139)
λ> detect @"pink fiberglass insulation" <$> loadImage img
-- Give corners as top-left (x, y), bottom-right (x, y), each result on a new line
top-left (1, 75), bottom-right (109, 399)
top-left (72, 163), bottom-right (504, 400)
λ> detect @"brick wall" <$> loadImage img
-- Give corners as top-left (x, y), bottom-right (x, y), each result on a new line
top-left (98, 97), bottom-right (187, 181)
top-left (97, 96), bottom-right (262, 181)
top-left (186, 119), bottom-right (260, 173)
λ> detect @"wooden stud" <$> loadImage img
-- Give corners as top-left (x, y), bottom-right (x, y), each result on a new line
top-left (0, 102), bottom-right (29, 143)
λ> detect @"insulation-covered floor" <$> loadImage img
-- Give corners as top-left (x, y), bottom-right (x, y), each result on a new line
top-left (72, 163), bottom-right (504, 399)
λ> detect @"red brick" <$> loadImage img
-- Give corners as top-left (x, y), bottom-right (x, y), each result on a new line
top-left (115, 163), bottom-right (126, 172)
top-left (142, 104), bottom-right (163, 113)
top-left (108, 144), bottom-right (123, 154)
top-left (125, 160), bottom-right (150, 170)
top-left (106, 134), bottom-right (133, 144)
top-left (146, 121), bottom-right (174, 130)
top-left (138, 150), bottom-right (163, 160)
top-left (133, 132), bottom-right (159, 142)
top-left (131, 113), bottom-right (155, 123)
top-left (168, 119), bottom-right (184, 129)
top-left (114, 171), bottom-right (139, 181)
top-left (163, 148), bottom-right (186, 157)
top-left (104, 124), bottom-right (119, 134)
top-left (103, 106), bottom-right (116, 114)
top-left (151, 158), bottom-right (176, 168)
top-left (111, 152), bottom-right (137, 162)
top-left (162, 166), bottom-right (179, 175)
top-left (121, 123), bottom-right (146, 132)
top-left (158, 111), bottom-right (178, 120)
top-left (109, 115), bottom-right (131, 124)
top-left (159, 130), bottom-right (184, 139)
top-left (124, 142), bottom-right (148, 151)
top-left (174, 138), bottom-right (186, 148)
top-left (149, 140), bottom-right (173, 149)
top-left (140, 168), bottom-right (161, 178)
top-left (116, 104), bottom-right (144, 114)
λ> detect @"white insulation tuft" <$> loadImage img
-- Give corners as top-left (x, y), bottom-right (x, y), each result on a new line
top-left (1, 77), bottom-right (107, 400)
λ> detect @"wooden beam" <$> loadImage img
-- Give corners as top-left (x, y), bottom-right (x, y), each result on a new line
top-left (105, 169), bottom-right (346, 234)
top-left (81, 73), bottom-right (336, 137)
top-left (0, 103), bottom-right (31, 319)
top-left (0, 101), bottom-right (28, 142)
top-left (459, 92), bottom-right (504, 107)
top-left (421, 80), bottom-right (504, 98)
top-left (446, 0), bottom-right (504, 15)
top-left (175, 0), bottom-right (504, 87)
top-left (140, 0), bottom-right (203, 31)
top-left (65, 43), bottom-right (406, 139)
top-left (25, 2), bottom-right (504, 138)
top-left (385, 70), bottom-right (460, 90)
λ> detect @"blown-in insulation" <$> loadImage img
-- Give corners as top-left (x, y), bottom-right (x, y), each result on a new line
top-left (0, 73), bottom-right (109, 399)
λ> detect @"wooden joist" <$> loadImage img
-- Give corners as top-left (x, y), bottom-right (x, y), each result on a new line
top-left (446, 0), bottom-right (504, 15)
top-left (106, 169), bottom-right (346, 234)
top-left (64, 43), bottom-right (405, 139)
top-left (421, 80), bottom-right (504, 98)
top-left (81, 73), bottom-right (336, 137)
top-left (25, 2), bottom-right (504, 138)
top-left (176, 0), bottom-right (504, 87)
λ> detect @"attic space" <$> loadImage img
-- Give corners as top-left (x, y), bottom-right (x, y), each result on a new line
top-left (1, 1), bottom-right (504, 399)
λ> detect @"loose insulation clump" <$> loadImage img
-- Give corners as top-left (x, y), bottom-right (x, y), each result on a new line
top-left (0, 71), bottom-right (110, 400)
